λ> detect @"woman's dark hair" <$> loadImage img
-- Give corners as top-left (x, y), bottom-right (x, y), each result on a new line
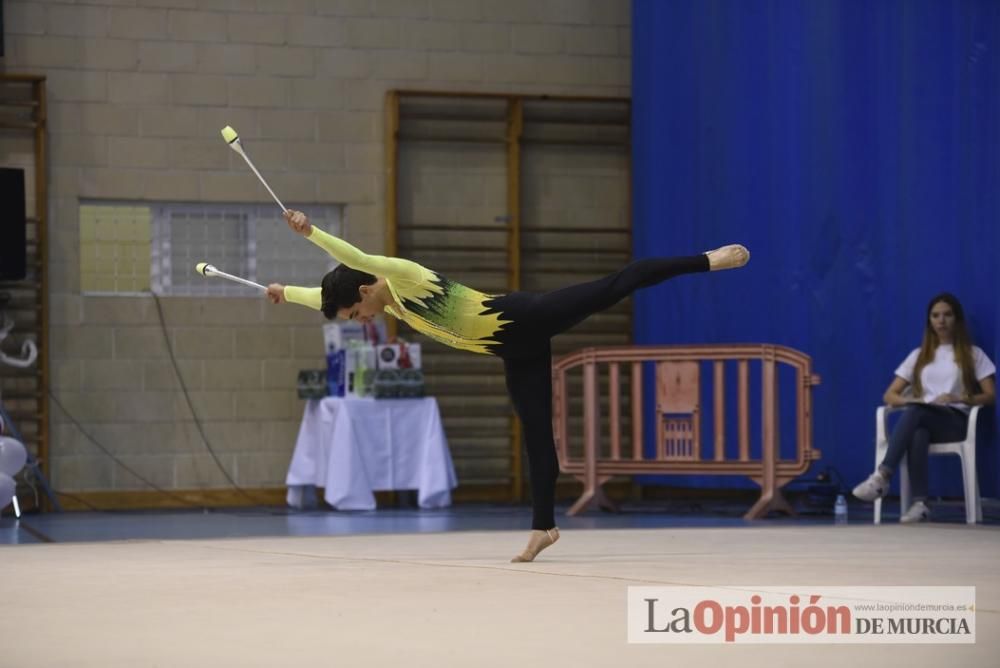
top-left (321, 265), bottom-right (376, 320)
top-left (912, 292), bottom-right (978, 397)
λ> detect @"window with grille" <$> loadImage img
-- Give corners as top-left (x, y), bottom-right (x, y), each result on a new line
top-left (80, 202), bottom-right (343, 296)
top-left (80, 204), bottom-right (153, 294)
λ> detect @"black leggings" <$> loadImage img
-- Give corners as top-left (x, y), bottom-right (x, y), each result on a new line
top-left (486, 255), bottom-right (710, 529)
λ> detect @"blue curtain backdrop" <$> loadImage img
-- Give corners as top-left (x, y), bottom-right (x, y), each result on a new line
top-left (632, 0), bottom-right (999, 497)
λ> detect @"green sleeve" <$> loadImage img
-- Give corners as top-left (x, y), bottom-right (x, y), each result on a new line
top-left (307, 226), bottom-right (422, 282)
top-left (284, 286), bottom-right (322, 311)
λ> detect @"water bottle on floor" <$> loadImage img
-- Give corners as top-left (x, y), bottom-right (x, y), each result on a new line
top-left (834, 494), bottom-right (848, 525)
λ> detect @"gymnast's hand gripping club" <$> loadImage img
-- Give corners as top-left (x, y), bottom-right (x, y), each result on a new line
top-left (195, 262), bottom-right (267, 292)
top-left (220, 126), bottom-right (287, 213)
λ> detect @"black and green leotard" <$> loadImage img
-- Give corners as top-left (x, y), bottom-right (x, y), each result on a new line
top-left (284, 226), bottom-right (511, 355)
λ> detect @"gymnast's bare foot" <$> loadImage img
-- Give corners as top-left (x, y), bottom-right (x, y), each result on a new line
top-left (705, 244), bottom-right (750, 271)
top-left (511, 528), bottom-right (560, 563)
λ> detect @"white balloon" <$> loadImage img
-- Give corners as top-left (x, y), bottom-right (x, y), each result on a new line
top-left (0, 472), bottom-right (15, 507)
top-left (0, 436), bottom-right (27, 475)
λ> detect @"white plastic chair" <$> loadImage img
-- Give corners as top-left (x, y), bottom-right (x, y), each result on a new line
top-left (873, 405), bottom-right (982, 524)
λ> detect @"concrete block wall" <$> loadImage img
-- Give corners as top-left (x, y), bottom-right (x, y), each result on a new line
top-left (1, 0), bottom-right (630, 494)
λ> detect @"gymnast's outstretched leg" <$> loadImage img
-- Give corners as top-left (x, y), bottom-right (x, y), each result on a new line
top-left (529, 245), bottom-right (748, 338)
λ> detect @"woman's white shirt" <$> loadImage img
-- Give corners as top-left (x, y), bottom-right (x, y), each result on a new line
top-left (895, 344), bottom-right (996, 411)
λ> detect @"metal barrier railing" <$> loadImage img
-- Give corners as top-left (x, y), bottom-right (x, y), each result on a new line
top-left (552, 344), bottom-right (822, 519)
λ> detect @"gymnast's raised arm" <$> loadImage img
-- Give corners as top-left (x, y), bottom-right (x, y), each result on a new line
top-left (282, 209), bottom-right (422, 283)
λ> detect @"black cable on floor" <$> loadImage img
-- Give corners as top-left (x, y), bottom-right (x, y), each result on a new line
top-left (46, 389), bottom-right (202, 510)
top-left (150, 292), bottom-right (268, 508)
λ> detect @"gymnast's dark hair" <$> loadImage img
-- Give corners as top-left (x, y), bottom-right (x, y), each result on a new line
top-left (320, 265), bottom-right (376, 320)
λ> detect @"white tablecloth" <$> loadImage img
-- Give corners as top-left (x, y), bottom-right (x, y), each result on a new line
top-left (285, 396), bottom-right (458, 511)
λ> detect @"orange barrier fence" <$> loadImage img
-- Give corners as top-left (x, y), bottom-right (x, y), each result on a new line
top-left (551, 344), bottom-right (822, 519)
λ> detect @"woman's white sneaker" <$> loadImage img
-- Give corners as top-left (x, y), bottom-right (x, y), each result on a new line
top-left (852, 471), bottom-right (890, 502)
top-left (900, 501), bottom-right (930, 524)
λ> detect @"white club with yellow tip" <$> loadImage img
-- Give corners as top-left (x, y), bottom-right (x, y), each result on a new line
top-left (220, 125), bottom-right (287, 213)
top-left (196, 262), bottom-right (266, 292)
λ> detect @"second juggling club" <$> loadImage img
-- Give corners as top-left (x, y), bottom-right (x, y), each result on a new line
top-left (220, 125), bottom-right (287, 213)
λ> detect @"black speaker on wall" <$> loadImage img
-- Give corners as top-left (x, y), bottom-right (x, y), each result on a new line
top-left (0, 168), bottom-right (27, 281)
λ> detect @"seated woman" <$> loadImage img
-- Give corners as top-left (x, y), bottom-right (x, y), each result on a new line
top-left (853, 293), bottom-right (996, 522)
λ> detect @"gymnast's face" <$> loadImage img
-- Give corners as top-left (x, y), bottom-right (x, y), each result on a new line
top-left (336, 284), bottom-right (382, 323)
top-left (929, 301), bottom-right (955, 341)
